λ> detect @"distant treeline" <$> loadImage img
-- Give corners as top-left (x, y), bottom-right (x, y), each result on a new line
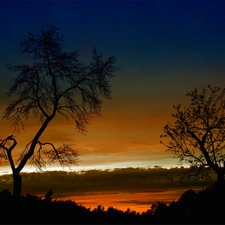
top-left (0, 184), bottom-right (224, 224)
top-left (0, 167), bottom-right (216, 197)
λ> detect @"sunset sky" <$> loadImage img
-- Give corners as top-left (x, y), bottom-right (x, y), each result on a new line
top-left (1, 0), bottom-right (225, 173)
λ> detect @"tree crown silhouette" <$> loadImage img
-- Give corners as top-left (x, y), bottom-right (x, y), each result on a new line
top-left (0, 25), bottom-right (117, 196)
top-left (160, 86), bottom-right (225, 184)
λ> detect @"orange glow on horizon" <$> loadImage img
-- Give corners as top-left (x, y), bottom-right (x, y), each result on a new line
top-left (57, 189), bottom-right (188, 214)
top-left (0, 96), bottom-right (180, 170)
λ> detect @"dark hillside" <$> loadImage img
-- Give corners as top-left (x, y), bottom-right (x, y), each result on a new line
top-left (0, 183), bottom-right (224, 224)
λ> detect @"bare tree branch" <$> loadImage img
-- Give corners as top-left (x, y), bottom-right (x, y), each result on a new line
top-left (29, 141), bottom-right (79, 171)
top-left (1, 25), bottom-right (117, 196)
top-left (161, 86), bottom-right (225, 184)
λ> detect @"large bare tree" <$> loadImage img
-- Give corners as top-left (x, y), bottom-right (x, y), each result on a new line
top-left (0, 25), bottom-right (117, 197)
top-left (160, 86), bottom-right (225, 186)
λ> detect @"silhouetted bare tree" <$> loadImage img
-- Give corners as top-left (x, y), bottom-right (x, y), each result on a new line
top-left (0, 25), bottom-right (117, 197)
top-left (160, 86), bottom-right (225, 185)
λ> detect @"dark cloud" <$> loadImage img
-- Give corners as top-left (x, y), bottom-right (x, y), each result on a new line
top-left (115, 199), bottom-right (154, 205)
top-left (0, 167), bottom-right (216, 197)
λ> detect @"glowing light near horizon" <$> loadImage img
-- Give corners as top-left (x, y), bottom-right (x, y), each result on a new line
top-left (0, 159), bottom-right (189, 176)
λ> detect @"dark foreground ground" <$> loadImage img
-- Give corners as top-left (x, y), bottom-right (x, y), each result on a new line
top-left (0, 183), bottom-right (225, 224)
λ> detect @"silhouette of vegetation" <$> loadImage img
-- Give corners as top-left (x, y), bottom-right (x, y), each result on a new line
top-left (0, 184), bottom-right (224, 223)
top-left (0, 25), bottom-right (117, 197)
top-left (160, 86), bottom-right (225, 186)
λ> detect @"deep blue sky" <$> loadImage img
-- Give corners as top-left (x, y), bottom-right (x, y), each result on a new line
top-left (2, 1), bottom-right (225, 70)
top-left (1, 0), bottom-right (225, 171)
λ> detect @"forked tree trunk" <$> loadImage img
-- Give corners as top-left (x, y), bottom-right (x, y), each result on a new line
top-left (13, 171), bottom-right (22, 197)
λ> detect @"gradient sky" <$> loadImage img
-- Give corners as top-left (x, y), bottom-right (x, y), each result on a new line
top-left (1, 0), bottom-right (225, 173)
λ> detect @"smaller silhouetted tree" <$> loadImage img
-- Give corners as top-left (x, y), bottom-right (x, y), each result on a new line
top-left (160, 86), bottom-right (225, 186)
